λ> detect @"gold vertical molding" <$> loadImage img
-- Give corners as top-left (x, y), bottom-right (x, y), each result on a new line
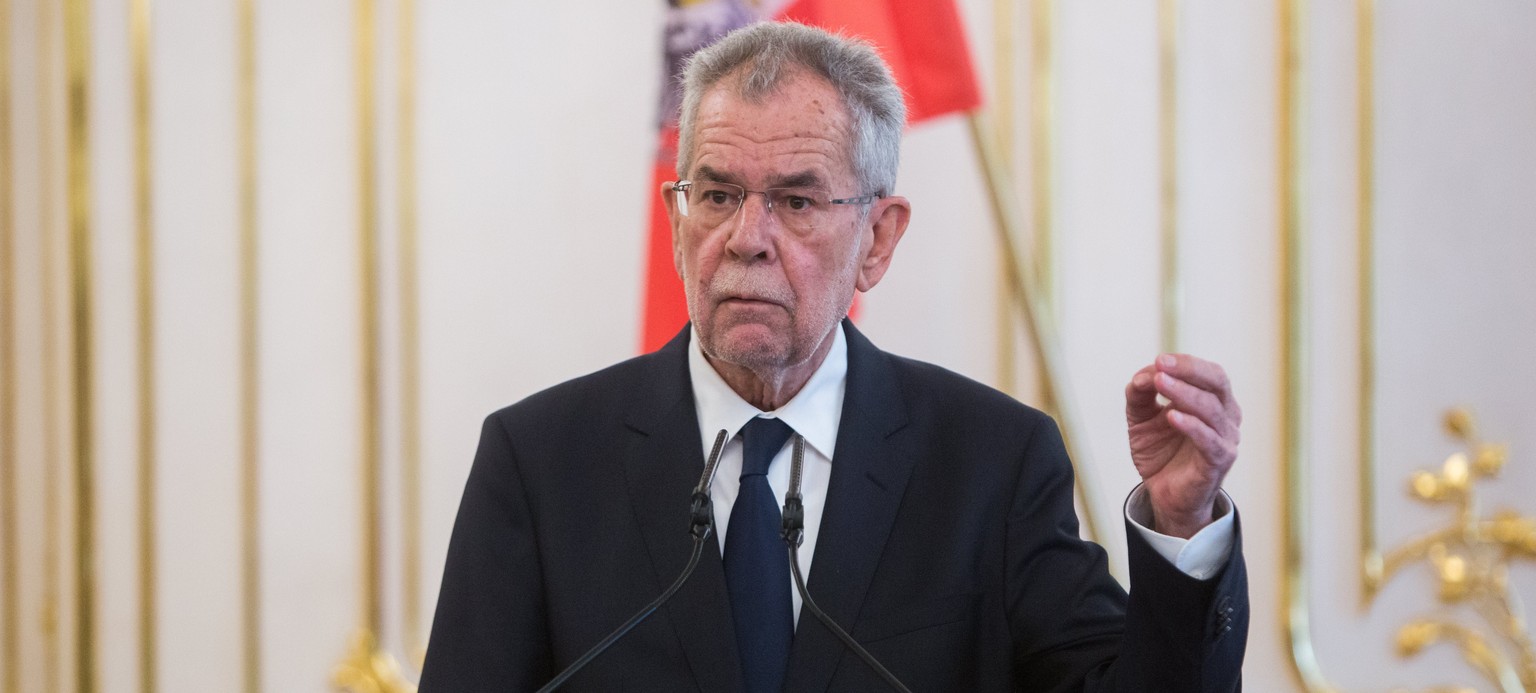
top-left (1030, 0), bottom-right (1054, 320)
top-left (353, 0), bottom-right (383, 639)
top-left (37, 0), bottom-right (63, 688)
top-left (1026, 0), bottom-right (1064, 458)
top-left (1355, 0), bottom-right (1380, 596)
top-left (130, 0), bottom-right (157, 690)
top-left (0, 0), bottom-right (17, 685)
top-left (992, 0), bottom-right (1017, 396)
top-left (339, 6), bottom-right (416, 688)
top-left (1279, 0), bottom-right (1337, 689)
top-left (396, 0), bottom-right (424, 661)
top-left (1279, 0), bottom-right (1309, 682)
top-left (236, 0), bottom-right (261, 690)
top-left (1157, 0), bottom-right (1179, 353)
top-left (63, 0), bottom-right (97, 689)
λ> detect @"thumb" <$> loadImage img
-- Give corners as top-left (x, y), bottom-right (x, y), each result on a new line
top-left (1125, 365), bottom-right (1161, 423)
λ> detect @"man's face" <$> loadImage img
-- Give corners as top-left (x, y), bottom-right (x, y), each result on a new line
top-left (666, 72), bottom-right (901, 375)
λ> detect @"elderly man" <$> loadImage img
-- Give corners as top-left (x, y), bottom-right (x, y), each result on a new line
top-left (420, 21), bottom-right (1246, 692)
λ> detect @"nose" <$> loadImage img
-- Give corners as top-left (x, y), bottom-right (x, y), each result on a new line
top-left (724, 191), bottom-right (777, 261)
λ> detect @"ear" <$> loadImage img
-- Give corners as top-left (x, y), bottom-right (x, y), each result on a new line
top-left (661, 181), bottom-right (685, 279)
top-left (855, 195), bottom-right (910, 292)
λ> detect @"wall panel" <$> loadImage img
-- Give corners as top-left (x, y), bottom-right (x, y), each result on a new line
top-left (1292, 1), bottom-right (1536, 691)
top-left (153, 0), bottom-right (244, 690)
top-left (414, 5), bottom-right (662, 665)
top-left (254, 0), bottom-right (362, 690)
top-left (84, 0), bottom-right (137, 684)
top-left (1051, 0), bottom-right (1163, 550)
top-left (1177, 0), bottom-right (1285, 684)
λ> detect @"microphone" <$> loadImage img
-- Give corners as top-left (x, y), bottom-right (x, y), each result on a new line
top-left (780, 435), bottom-right (913, 693)
top-left (535, 429), bottom-right (729, 693)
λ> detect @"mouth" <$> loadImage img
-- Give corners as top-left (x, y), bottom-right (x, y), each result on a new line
top-left (720, 295), bottom-right (784, 309)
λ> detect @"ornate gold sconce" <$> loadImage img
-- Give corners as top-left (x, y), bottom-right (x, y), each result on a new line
top-left (1375, 409), bottom-right (1536, 693)
top-left (332, 630), bottom-right (417, 693)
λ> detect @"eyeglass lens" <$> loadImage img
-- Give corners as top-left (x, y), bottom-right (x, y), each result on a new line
top-left (680, 181), bottom-right (834, 231)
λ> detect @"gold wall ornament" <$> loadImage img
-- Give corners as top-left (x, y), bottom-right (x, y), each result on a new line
top-left (331, 630), bottom-right (417, 693)
top-left (1374, 408), bottom-right (1536, 693)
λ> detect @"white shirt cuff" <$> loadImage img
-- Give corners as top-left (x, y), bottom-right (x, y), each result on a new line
top-left (1123, 485), bottom-right (1235, 580)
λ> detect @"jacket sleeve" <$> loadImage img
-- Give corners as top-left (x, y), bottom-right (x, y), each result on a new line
top-left (1007, 417), bottom-right (1248, 692)
top-left (418, 413), bottom-right (554, 692)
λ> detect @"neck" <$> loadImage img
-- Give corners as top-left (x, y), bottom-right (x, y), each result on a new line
top-left (704, 327), bottom-right (837, 411)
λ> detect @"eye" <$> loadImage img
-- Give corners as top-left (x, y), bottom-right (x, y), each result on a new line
top-left (774, 189), bottom-right (823, 213)
top-left (697, 186), bottom-right (740, 208)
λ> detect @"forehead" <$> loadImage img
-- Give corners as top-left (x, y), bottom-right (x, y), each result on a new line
top-left (688, 71), bottom-right (856, 187)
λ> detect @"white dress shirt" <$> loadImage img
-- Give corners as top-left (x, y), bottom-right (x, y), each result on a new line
top-left (688, 324), bottom-right (1236, 624)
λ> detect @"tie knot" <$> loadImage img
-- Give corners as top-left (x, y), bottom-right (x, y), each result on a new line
top-left (740, 417), bottom-right (794, 477)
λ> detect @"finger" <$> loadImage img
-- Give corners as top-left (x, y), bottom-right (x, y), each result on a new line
top-left (1125, 364), bottom-right (1161, 422)
top-left (1154, 372), bottom-right (1239, 442)
top-left (1155, 354), bottom-right (1235, 404)
top-left (1166, 409), bottom-right (1238, 471)
top-left (1154, 360), bottom-right (1244, 431)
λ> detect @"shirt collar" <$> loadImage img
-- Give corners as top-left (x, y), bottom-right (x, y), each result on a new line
top-left (688, 323), bottom-right (847, 459)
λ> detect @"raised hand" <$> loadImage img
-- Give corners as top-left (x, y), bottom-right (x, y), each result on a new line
top-left (1124, 354), bottom-right (1242, 539)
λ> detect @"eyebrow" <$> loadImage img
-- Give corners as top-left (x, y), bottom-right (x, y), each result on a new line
top-left (692, 166), bottom-right (736, 184)
top-left (767, 171), bottom-right (826, 189)
top-left (691, 166), bottom-right (827, 189)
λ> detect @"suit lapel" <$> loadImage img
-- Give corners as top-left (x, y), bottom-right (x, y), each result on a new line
top-left (620, 328), bottom-right (743, 693)
top-left (784, 322), bottom-right (917, 691)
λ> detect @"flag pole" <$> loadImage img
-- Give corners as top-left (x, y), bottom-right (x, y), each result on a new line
top-left (965, 111), bottom-right (1126, 583)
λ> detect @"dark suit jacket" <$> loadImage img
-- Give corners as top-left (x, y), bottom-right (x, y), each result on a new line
top-left (419, 322), bottom-right (1247, 692)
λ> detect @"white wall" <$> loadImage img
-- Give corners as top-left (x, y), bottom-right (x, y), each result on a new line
top-left (1, 1), bottom-right (1533, 691)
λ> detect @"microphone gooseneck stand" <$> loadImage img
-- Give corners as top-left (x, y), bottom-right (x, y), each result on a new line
top-left (780, 435), bottom-right (914, 693)
top-left (534, 430), bottom-right (730, 693)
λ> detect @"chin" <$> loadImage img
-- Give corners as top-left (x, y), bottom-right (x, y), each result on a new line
top-left (703, 331), bottom-right (794, 371)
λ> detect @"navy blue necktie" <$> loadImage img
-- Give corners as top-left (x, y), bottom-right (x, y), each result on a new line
top-left (724, 417), bottom-right (795, 693)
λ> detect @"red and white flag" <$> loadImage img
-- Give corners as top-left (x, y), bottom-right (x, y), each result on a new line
top-left (640, 0), bottom-right (982, 352)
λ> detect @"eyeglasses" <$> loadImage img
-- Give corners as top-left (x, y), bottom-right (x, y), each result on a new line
top-left (671, 180), bottom-right (880, 233)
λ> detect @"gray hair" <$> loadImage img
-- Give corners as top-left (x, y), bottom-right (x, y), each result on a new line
top-left (676, 22), bottom-right (906, 196)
